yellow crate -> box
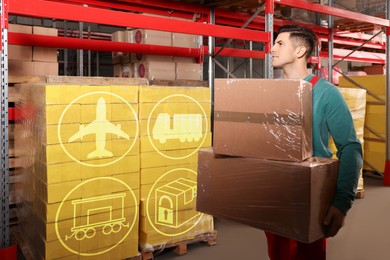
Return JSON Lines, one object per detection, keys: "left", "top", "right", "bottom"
{"left": 140, "top": 149, "right": 199, "bottom": 169}
{"left": 366, "top": 94, "right": 386, "bottom": 103}
{"left": 365, "top": 139, "right": 385, "bottom": 153}
{"left": 42, "top": 136, "right": 139, "bottom": 165}
{"left": 366, "top": 104, "right": 386, "bottom": 115}
{"left": 44, "top": 121, "right": 139, "bottom": 145}
{"left": 41, "top": 104, "right": 81, "bottom": 125}
{"left": 35, "top": 206, "right": 138, "bottom": 242}
{"left": 140, "top": 132, "right": 212, "bottom": 152}
{"left": 139, "top": 117, "right": 211, "bottom": 137}
{"left": 34, "top": 187, "right": 139, "bottom": 224}
{"left": 140, "top": 164, "right": 198, "bottom": 186}
{"left": 36, "top": 172, "right": 140, "bottom": 204}
{"left": 43, "top": 142, "right": 81, "bottom": 164}
{"left": 139, "top": 214, "right": 213, "bottom": 246}
{"left": 111, "top": 85, "right": 139, "bottom": 104}
{"left": 139, "top": 102, "right": 211, "bottom": 120}
{"left": 139, "top": 197, "right": 196, "bottom": 217}
{"left": 41, "top": 85, "right": 82, "bottom": 105}
{"left": 79, "top": 104, "right": 138, "bottom": 126}
{"left": 365, "top": 114, "right": 386, "bottom": 134}
{"left": 364, "top": 131, "right": 385, "bottom": 140}
{"left": 339, "top": 75, "right": 385, "bottom": 95}
{"left": 38, "top": 154, "right": 140, "bottom": 185}
{"left": 139, "top": 86, "right": 210, "bottom": 103}
{"left": 34, "top": 232, "right": 138, "bottom": 260}
{"left": 363, "top": 150, "right": 386, "bottom": 172}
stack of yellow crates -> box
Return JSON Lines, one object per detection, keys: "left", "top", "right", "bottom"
{"left": 339, "top": 75, "right": 386, "bottom": 173}
{"left": 15, "top": 82, "right": 141, "bottom": 259}
{"left": 329, "top": 87, "right": 366, "bottom": 193}
{"left": 138, "top": 86, "right": 214, "bottom": 247}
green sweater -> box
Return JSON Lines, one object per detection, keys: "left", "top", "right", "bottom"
{"left": 305, "top": 74, "right": 363, "bottom": 214}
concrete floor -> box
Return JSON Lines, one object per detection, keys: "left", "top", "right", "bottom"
{"left": 157, "top": 177, "right": 390, "bottom": 260}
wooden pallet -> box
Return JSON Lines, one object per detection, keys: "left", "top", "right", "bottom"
{"left": 141, "top": 230, "right": 217, "bottom": 260}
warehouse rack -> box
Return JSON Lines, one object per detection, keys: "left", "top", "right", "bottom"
{"left": 1, "top": 0, "right": 390, "bottom": 251}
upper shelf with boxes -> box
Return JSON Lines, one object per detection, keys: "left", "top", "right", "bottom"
{"left": 112, "top": 28, "right": 203, "bottom": 82}
{"left": 8, "top": 24, "right": 59, "bottom": 77}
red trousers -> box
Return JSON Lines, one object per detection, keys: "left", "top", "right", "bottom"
{"left": 265, "top": 232, "right": 327, "bottom": 260}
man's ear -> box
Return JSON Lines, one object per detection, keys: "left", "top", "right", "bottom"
{"left": 296, "top": 46, "right": 307, "bottom": 59}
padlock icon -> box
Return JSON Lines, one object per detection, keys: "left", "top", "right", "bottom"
{"left": 157, "top": 195, "right": 174, "bottom": 225}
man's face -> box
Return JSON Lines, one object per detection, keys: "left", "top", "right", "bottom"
{"left": 271, "top": 32, "right": 299, "bottom": 69}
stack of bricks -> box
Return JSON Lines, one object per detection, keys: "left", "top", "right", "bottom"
{"left": 112, "top": 28, "right": 203, "bottom": 81}
{"left": 339, "top": 75, "right": 386, "bottom": 174}
{"left": 138, "top": 85, "right": 214, "bottom": 247}
{"left": 9, "top": 24, "right": 58, "bottom": 76}
{"left": 15, "top": 81, "right": 141, "bottom": 259}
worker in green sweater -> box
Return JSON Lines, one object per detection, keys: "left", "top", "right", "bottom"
{"left": 266, "top": 24, "right": 363, "bottom": 259}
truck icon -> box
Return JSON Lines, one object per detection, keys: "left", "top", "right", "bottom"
{"left": 65, "top": 193, "right": 129, "bottom": 241}
{"left": 152, "top": 113, "right": 203, "bottom": 144}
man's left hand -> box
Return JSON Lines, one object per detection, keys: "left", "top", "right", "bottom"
{"left": 323, "top": 205, "right": 346, "bottom": 237}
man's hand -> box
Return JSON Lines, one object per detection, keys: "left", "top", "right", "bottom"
{"left": 323, "top": 205, "right": 346, "bottom": 237}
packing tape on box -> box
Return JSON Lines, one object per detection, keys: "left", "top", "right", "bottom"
{"left": 214, "top": 111, "right": 302, "bottom": 126}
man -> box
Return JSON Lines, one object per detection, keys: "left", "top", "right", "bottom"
{"left": 267, "top": 24, "right": 363, "bottom": 259}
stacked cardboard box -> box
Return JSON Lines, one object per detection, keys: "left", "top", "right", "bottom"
{"left": 339, "top": 75, "right": 386, "bottom": 173}
{"left": 112, "top": 28, "right": 202, "bottom": 81}
{"left": 213, "top": 79, "right": 313, "bottom": 162}
{"left": 9, "top": 24, "right": 58, "bottom": 76}
{"left": 15, "top": 82, "right": 140, "bottom": 259}
{"left": 198, "top": 79, "right": 340, "bottom": 243}
{"left": 329, "top": 87, "right": 366, "bottom": 192}
{"left": 138, "top": 86, "right": 213, "bottom": 246}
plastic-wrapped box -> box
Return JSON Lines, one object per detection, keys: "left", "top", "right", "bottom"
{"left": 197, "top": 148, "right": 338, "bottom": 243}
{"left": 213, "top": 79, "right": 312, "bottom": 162}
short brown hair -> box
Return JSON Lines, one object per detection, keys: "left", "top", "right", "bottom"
{"left": 276, "top": 24, "right": 318, "bottom": 60}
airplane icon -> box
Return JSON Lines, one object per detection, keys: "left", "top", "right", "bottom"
{"left": 68, "top": 97, "right": 130, "bottom": 159}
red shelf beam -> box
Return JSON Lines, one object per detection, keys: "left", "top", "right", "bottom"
{"left": 321, "top": 49, "right": 386, "bottom": 64}
{"left": 9, "top": 32, "right": 265, "bottom": 60}
{"left": 275, "top": 0, "right": 390, "bottom": 27}
{"left": 9, "top": 0, "right": 270, "bottom": 43}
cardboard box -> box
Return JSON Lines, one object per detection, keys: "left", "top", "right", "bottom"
{"left": 173, "top": 56, "right": 197, "bottom": 63}
{"left": 9, "top": 45, "right": 32, "bottom": 61}
{"left": 33, "top": 47, "right": 57, "bottom": 62}
{"left": 32, "top": 26, "right": 58, "bottom": 36}
{"left": 134, "top": 61, "right": 175, "bottom": 80}
{"left": 9, "top": 60, "right": 34, "bottom": 76}
{"left": 132, "top": 54, "right": 173, "bottom": 63}
{"left": 175, "top": 62, "right": 202, "bottom": 81}
{"left": 172, "top": 33, "right": 199, "bottom": 48}
{"left": 33, "top": 61, "right": 58, "bottom": 76}
{"left": 197, "top": 148, "right": 338, "bottom": 243}
{"left": 112, "top": 31, "right": 124, "bottom": 57}
{"left": 363, "top": 65, "right": 385, "bottom": 75}
{"left": 133, "top": 29, "right": 172, "bottom": 46}
{"left": 213, "top": 79, "right": 312, "bottom": 162}
{"left": 9, "top": 24, "right": 32, "bottom": 34}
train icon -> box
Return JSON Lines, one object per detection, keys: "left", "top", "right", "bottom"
{"left": 65, "top": 193, "right": 129, "bottom": 241}
{"left": 152, "top": 113, "right": 203, "bottom": 144}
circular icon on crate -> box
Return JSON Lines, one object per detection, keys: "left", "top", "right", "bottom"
{"left": 147, "top": 94, "right": 208, "bottom": 160}
{"left": 146, "top": 168, "right": 203, "bottom": 236}
{"left": 58, "top": 91, "right": 138, "bottom": 167}
{"left": 55, "top": 177, "right": 138, "bottom": 256}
